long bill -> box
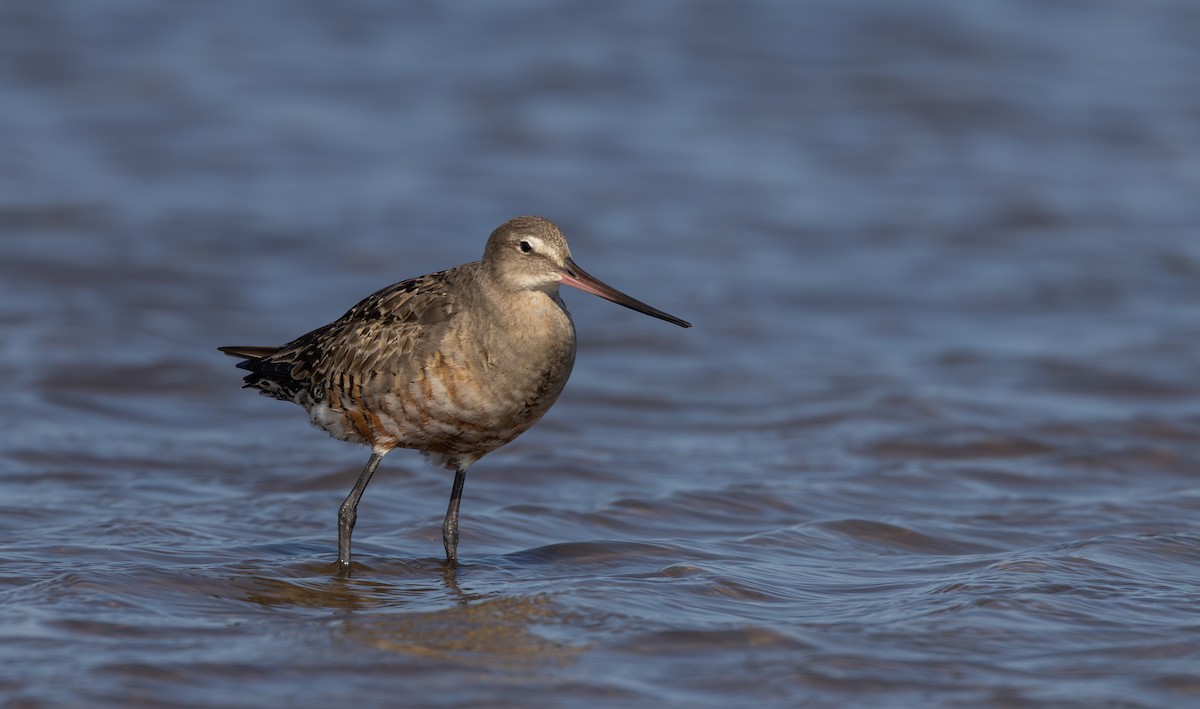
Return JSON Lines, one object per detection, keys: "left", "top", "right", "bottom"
{"left": 559, "top": 258, "right": 692, "bottom": 328}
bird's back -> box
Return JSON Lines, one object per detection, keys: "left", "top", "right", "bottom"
{"left": 220, "top": 260, "right": 577, "bottom": 469}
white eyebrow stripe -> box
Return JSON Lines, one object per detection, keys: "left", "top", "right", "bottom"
{"left": 521, "top": 235, "right": 547, "bottom": 251}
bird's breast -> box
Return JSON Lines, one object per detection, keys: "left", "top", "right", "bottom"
{"left": 332, "top": 290, "right": 577, "bottom": 456}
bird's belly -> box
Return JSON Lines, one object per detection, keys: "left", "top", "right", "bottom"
{"left": 399, "top": 355, "right": 571, "bottom": 453}
{"left": 307, "top": 352, "right": 572, "bottom": 457}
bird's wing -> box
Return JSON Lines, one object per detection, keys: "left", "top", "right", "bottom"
{"left": 222, "top": 266, "right": 470, "bottom": 403}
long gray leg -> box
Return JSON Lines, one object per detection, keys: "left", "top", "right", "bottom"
{"left": 442, "top": 466, "right": 468, "bottom": 564}
{"left": 337, "top": 451, "right": 384, "bottom": 576}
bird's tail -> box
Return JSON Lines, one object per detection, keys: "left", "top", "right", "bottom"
{"left": 218, "top": 345, "right": 279, "bottom": 360}
{"left": 218, "top": 344, "right": 294, "bottom": 375}
{"left": 218, "top": 345, "right": 303, "bottom": 400}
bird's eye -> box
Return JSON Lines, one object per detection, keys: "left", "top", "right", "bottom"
{"left": 519, "top": 240, "right": 532, "bottom": 253}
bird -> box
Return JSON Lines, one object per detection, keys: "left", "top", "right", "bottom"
{"left": 219, "top": 215, "right": 690, "bottom": 575}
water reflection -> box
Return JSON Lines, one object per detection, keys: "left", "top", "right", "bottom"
{"left": 349, "top": 594, "right": 586, "bottom": 667}
{"left": 234, "top": 558, "right": 462, "bottom": 610}
{"left": 235, "top": 560, "right": 585, "bottom": 666}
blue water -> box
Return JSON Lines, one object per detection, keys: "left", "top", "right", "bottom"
{"left": 3, "top": 1, "right": 1200, "bottom": 706}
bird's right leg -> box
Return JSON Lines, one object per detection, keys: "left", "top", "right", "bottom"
{"left": 337, "top": 451, "right": 385, "bottom": 576}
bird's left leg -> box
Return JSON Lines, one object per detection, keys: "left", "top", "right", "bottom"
{"left": 441, "top": 465, "right": 469, "bottom": 565}
{"left": 337, "top": 450, "right": 385, "bottom": 576}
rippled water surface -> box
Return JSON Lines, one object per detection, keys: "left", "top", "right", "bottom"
{"left": 4, "top": 2, "right": 1200, "bottom": 707}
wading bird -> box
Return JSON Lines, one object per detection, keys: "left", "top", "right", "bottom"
{"left": 219, "top": 216, "right": 690, "bottom": 574}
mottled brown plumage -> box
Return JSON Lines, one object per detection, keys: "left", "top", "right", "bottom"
{"left": 219, "top": 215, "right": 690, "bottom": 574}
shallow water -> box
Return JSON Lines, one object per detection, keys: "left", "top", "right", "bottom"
{"left": 3, "top": 1, "right": 1200, "bottom": 706}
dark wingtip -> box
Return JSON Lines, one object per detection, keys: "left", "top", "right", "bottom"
{"left": 218, "top": 345, "right": 278, "bottom": 359}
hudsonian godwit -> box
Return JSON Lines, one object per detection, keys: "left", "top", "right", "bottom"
{"left": 220, "top": 215, "right": 690, "bottom": 574}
